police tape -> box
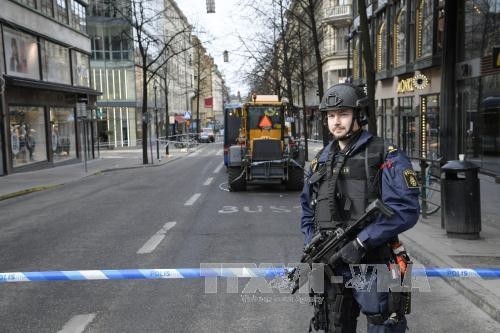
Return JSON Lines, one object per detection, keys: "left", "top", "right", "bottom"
{"left": 0, "top": 267, "right": 499, "bottom": 283}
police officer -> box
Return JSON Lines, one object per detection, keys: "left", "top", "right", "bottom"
{"left": 300, "top": 83, "right": 420, "bottom": 332}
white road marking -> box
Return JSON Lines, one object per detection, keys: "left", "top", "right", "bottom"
{"left": 137, "top": 222, "right": 177, "bottom": 254}
{"left": 217, "top": 149, "right": 223, "bottom": 155}
{"left": 203, "top": 177, "right": 214, "bottom": 186}
{"left": 184, "top": 193, "right": 201, "bottom": 206}
{"left": 213, "top": 163, "right": 224, "bottom": 174}
{"left": 57, "top": 314, "right": 96, "bottom": 333}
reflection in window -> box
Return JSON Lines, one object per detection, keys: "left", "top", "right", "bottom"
{"left": 42, "top": 40, "right": 71, "bottom": 84}
{"left": 41, "top": 0, "right": 54, "bottom": 16}
{"left": 50, "top": 108, "right": 76, "bottom": 162}
{"left": 56, "top": 0, "right": 68, "bottom": 24}
{"left": 248, "top": 107, "right": 283, "bottom": 130}
{"left": 377, "top": 21, "right": 387, "bottom": 71}
{"left": 460, "top": 1, "right": 497, "bottom": 61}
{"left": 394, "top": 8, "right": 406, "bottom": 67}
{"left": 9, "top": 107, "right": 47, "bottom": 167}
{"left": 70, "top": 0, "right": 87, "bottom": 33}
{"left": 72, "top": 51, "right": 90, "bottom": 87}
{"left": 416, "top": 0, "right": 433, "bottom": 59}
{"left": 16, "top": 0, "right": 36, "bottom": 8}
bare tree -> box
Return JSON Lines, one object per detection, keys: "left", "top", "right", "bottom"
{"left": 110, "top": 0, "right": 194, "bottom": 164}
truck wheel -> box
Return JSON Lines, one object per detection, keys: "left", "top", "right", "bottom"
{"left": 285, "top": 166, "right": 304, "bottom": 191}
{"left": 228, "top": 167, "right": 246, "bottom": 191}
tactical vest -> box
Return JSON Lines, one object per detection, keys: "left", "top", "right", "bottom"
{"left": 311, "top": 137, "right": 386, "bottom": 232}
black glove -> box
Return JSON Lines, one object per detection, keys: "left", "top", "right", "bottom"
{"left": 329, "top": 239, "right": 367, "bottom": 265}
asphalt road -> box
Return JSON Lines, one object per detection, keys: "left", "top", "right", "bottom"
{"left": 0, "top": 143, "right": 498, "bottom": 332}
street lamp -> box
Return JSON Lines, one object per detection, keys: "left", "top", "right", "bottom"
{"left": 154, "top": 81, "right": 159, "bottom": 161}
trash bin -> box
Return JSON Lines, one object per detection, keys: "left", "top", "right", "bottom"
{"left": 441, "top": 160, "right": 481, "bottom": 239}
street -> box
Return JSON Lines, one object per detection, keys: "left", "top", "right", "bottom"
{"left": 0, "top": 143, "right": 499, "bottom": 332}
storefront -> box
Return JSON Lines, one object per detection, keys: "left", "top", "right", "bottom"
{"left": 1, "top": 23, "right": 98, "bottom": 175}
{"left": 375, "top": 67, "right": 442, "bottom": 161}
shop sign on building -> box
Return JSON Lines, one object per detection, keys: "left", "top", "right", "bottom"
{"left": 397, "top": 78, "right": 414, "bottom": 94}
{"left": 76, "top": 102, "right": 88, "bottom": 118}
{"left": 456, "top": 58, "right": 481, "bottom": 80}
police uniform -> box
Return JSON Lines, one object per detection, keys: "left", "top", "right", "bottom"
{"left": 300, "top": 129, "right": 420, "bottom": 333}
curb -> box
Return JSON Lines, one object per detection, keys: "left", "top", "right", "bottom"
{"left": 400, "top": 233, "right": 500, "bottom": 323}
{"left": 0, "top": 184, "right": 62, "bottom": 202}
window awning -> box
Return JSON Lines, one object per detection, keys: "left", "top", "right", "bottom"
{"left": 5, "top": 75, "right": 101, "bottom": 96}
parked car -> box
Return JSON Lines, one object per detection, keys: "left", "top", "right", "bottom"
{"left": 201, "top": 128, "right": 215, "bottom": 142}
{"left": 199, "top": 131, "right": 210, "bottom": 143}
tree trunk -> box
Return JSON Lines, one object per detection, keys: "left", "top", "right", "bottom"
{"left": 358, "top": 0, "right": 377, "bottom": 135}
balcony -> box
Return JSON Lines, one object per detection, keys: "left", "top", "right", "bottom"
{"left": 323, "top": 5, "right": 352, "bottom": 24}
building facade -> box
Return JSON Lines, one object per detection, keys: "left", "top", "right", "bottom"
{"left": 0, "top": 0, "right": 98, "bottom": 176}
{"left": 88, "top": 0, "right": 137, "bottom": 148}
{"left": 351, "top": 0, "right": 500, "bottom": 175}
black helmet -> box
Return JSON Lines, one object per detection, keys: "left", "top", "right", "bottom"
{"left": 319, "top": 83, "right": 369, "bottom": 126}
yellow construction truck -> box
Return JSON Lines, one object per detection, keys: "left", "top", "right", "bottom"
{"left": 226, "top": 94, "right": 305, "bottom": 191}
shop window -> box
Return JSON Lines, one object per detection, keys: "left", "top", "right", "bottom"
{"left": 72, "top": 51, "right": 90, "bottom": 87}
{"left": 399, "top": 97, "right": 418, "bottom": 158}
{"left": 394, "top": 7, "right": 407, "bottom": 67}
{"left": 416, "top": 0, "right": 433, "bottom": 59}
{"left": 381, "top": 99, "right": 395, "bottom": 142}
{"left": 9, "top": 107, "right": 47, "bottom": 167}
{"left": 50, "top": 108, "right": 76, "bottom": 162}
{"left": 41, "top": 40, "right": 71, "bottom": 84}
{"left": 3, "top": 27, "right": 40, "bottom": 80}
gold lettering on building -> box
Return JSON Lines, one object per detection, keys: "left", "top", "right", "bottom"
{"left": 397, "top": 78, "right": 414, "bottom": 94}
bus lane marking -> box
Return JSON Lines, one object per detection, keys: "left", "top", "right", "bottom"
{"left": 137, "top": 222, "right": 177, "bottom": 254}
{"left": 57, "top": 314, "right": 96, "bottom": 333}
{"left": 184, "top": 193, "right": 201, "bottom": 206}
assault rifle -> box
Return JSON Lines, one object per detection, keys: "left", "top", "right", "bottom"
{"left": 289, "top": 199, "right": 395, "bottom": 294}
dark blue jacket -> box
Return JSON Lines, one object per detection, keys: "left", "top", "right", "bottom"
{"left": 300, "top": 130, "right": 420, "bottom": 247}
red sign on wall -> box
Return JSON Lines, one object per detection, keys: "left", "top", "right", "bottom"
{"left": 204, "top": 97, "right": 213, "bottom": 108}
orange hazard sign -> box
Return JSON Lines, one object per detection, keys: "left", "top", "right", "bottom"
{"left": 258, "top": 115, "right": 273, "bottom": 128}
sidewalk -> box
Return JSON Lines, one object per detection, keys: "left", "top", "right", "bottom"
{"left": 0, "top": 146, "right": 193, "bottom": 200}
{"left": 400, "top": 173, "right": 500, "bottom": 323}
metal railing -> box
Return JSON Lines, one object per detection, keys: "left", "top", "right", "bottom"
{"left": 411, "top": 157, "right": 442, "bottom": 218}
{"left": 323, "top": 5, "right": 352, "bottom": 21}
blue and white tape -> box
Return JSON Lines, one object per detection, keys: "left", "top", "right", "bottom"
{"left": 0, "top": 268, "right": 499, "bottom": 283}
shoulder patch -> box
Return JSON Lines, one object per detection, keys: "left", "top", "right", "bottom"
{"left": 311, "top": 158, "right": 318, "bottom": 172}
{"left": 403, "top": 169, "right": 419, "bottom": 189}
{"left": 387, "top": 145, "right": 398, "bottom": 154}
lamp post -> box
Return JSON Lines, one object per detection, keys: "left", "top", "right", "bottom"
{"left": 345, "top": 25, "right": 357, "bottom": 82}
{"left": 154, "top": 81, "right": 159, "bottom": 161}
